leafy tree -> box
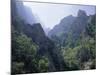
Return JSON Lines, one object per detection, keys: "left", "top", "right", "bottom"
{"left": 12, "top": 62, "right": 24, "bottom": 74}
{"left": 38, "top": 56, "right": 49, "bottom": 72}
{"left": 63, "top": 47, "right": 80, "bottom": 70}
{"left": 12, "top": 33, "right": 39, "bottom": 73}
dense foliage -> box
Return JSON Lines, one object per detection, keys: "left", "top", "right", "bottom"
{"left": 53, "top": 14, "right": 96, "bottom": 70}
{"left": 11, "top": 0, "right": 96, "bottom": 74}
{"left": 11, "top": 17, "right": 50, "bottom": 74}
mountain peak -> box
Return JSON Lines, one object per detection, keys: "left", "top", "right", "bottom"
{"left": 78, "top": 10, "right": 87, "bottom": 17}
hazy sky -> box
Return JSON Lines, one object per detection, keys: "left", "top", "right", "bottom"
{"left": 23, "top": 2, "right": 96, "bottom": 29}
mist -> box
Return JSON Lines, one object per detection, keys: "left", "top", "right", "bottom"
{"left": 23, "top": 2, "right": 95, "bottom": 29}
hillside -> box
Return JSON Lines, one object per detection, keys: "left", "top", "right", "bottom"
{"left": 11, "top": 0, "right": 96, "bottom": 74}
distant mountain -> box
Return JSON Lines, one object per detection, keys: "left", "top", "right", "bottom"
{"left": 48, "top": 15, "right": 75, "bottom": 37}
{"left": 48, "top": 10, "right": 89, "bottom": 45}
{"left": 77, "top": 10, "right": 87, "bottom": 18}
{"left": 12, "top": 0, "right": 39, "bottom": 24}
{"left": 70, "top": 10, "right": 88, "bottom": 39}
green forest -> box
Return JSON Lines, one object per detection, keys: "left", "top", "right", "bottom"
{"left": 11, "top": 0, "right": 96, "bottom": 74}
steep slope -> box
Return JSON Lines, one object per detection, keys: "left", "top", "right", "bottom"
{"left": 12, "top": 18, "right": 67, "bottom": 71}
{"left": 11, "top": 0, "right": 67, "bottom": 73}
{"left": 48, "top": 15, "right": 75, "bottom": 37}
{"left": 48, "top": 10, "right": 89, "bottom": 45}
{"left": 15, "top": 0, "right": 38, "bottom": 24}
{"left": 48, "top": 9, "right": 96, "bottom": 70}
{"left": 71, "top": 10, "right": 88, "bottom": 38}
